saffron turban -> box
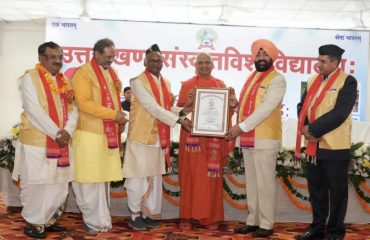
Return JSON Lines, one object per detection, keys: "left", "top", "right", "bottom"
{"left": 251, "top": 39, "right": 279, "bottom": 61}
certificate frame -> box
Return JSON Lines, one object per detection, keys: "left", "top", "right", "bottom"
{"left": 191, "top": 87, "right": 229, "bottom": 137}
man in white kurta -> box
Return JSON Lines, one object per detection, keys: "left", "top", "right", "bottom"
{"left": 12, "top": 42, "right": 78, "bottom": 239}
{"left": 226, "top": 39, "right": 286, "bottom": 238}
{"left": 123, "top": 44, "right": 191, "bottom": 231}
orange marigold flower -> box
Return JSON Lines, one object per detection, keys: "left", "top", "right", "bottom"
{"left": 36, "top": 63, "right": 68, "bottom": 94}
{"left": 114, "top": 80, "right": 122, "bottom": 91}
{"left": 67, "top": 90, "right": 75, "bottom": 104}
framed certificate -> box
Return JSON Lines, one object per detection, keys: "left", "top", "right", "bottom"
{"left": 191, "top": 87, "right": 229, "bottom": 137}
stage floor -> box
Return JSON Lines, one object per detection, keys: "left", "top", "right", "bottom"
{"left": 1, "top": 198, "right": 369, "bottom": 239}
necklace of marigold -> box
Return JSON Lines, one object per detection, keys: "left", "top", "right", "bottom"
{"left": 36, "top": 63, "right": 68, "bottom": 94}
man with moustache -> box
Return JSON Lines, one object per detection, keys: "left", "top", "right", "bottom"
{"left": 71, "top": 38, "right": 127, "bottom": 233}
{"left": 295, "top": 45, "right": 357, "bottom": 240}
{"left": 12, "top": 41, "right": 78, "bottom": 238}
{"left": 226, "top": 39, "right": 286, "bottom": 238}
{"left": 177, "top": 52, "right": 237, "bottom": 230}
{"left": 123, "top": 44, "right": 192, "bottom": 231}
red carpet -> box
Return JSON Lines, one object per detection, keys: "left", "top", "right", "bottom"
{"left": 1, "top": 200, "right": 369, "bottom": 239}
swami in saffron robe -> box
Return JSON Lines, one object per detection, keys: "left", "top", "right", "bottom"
{"left": 177, "top": 76, "right": 232, "bottom": 225}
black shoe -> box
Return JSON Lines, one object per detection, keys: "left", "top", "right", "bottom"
{"left": 45, "top": 224, "right": 67, "bottom": 232}
{"left": 252, "top": 228, "right": 273, "bottom": 238}
{"left": 233, "top": 225, "right": 259, "bottom": 234}
{"left": 83, "top": 224, "right": 99, "bottom": 234}
{"left": 295, "top": 229, "right": 325, "bottom": 240}
{"left": 6, "top": 206, "right": 22, "bottom": 213}
{"left": 327, "top": 236, "right": 343, "bottom": 240}
{"left": 24, "top": 226, "right": 47, "bottom": 239}
{"left": 129, "top": 217, "right": 147, "bottom": 230}
{"left": 141, "top": 216, "right": 160, "bottom": 228}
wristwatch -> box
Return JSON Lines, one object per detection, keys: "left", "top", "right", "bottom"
{"left": 177, "top": 116, "right": 186, "bottom": 123}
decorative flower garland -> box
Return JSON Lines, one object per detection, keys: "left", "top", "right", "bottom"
{"left": 2, "top": 130, "right": 370, "bottom": 211}
{"left": 226, "top": 173, "right": 246, "bottom": 188}
{"left": 110, "top": 191, "right": 127, "bottom": 198}
{"left": 279, "top": 177, "right": 312, "bottom": 211}
{"left": 36, "top": 64, "right": 68, "bottom": 94}
{"left": 223, "top": 191, "right": 247, "bottom": 210}
{"left": 222, "top": 178, "right": 246, "bottom": 201}
{"left": 349, "top": 175, "right": 370, "bottom": 213}
{"left": 162, "top": 172, "right": 181, "bottom": 205}
{"left": 280, "top": 175, "right": 310, "bottom": 202}
{"left": 360, "top": 181, "right": 370, "bottom": 193}
{"left": 162, "top": 184, "right": 180, "bottom": 198}
{"left": 354, "top": 191, "right": 370, "bottom": 213}
{"left": 163, "top": 191, "right": 180, "bottom": 206}
{"left": 163, "top": 175, "right": 180, "bottom": 186}
{"left": 287, "top": 176, "right": 308, "bottom": 189}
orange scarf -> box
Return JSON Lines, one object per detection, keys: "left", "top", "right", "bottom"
{"left": 295, "top": 68, "right": 341, "bottom": 163}
{"left": 37, "top": 64, "right": 69, "bottom": 167}
{"left": 181, "top": 76, "right": 229, "bottom": 177}
{"left": 239, "top": 67, "right": 275, "bottom": 148}
{"left": 91, "top": 58, "right": 122, "bottom": 149}
{"left": 144, "top": 69, "right": 171, "bottom": 167}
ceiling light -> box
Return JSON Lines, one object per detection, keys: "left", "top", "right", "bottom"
{"left": 80, "top": 11, "right": 91, "bottom": 22}
{"left": 79, "top": 0, "right": 91, "bottom": 22}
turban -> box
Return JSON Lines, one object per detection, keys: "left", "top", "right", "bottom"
{"left": 251, "top": 39, "right": 279, "bottom": 61}
{"left": 146, "top": 44, "right": 161, "bottom": 55}
{"left": 319, "top": 44, "right": 345, "bottom": 58}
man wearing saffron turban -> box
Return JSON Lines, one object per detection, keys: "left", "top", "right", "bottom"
{"left": 295, "top": 45, "right": 357, "bottom": 240}
{"left": 226, "top": 39, "right": 286, "bottom": 238}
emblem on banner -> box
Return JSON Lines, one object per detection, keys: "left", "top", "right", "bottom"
{"left": 196, "top": 28, "right": 217, "bottom": 50}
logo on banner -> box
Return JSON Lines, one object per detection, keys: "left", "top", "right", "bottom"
{"left": 196, "top": 28, "right": 217, "bottom": 50}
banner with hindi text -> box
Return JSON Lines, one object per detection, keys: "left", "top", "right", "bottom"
{"left": 46, "top": 18, "right": 369, "bottom": 120}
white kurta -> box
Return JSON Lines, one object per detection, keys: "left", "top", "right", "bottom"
{"left": 123, "top": 73, "right": 181, "bottom": 219}
{"left": 12, "top": 72, "right": 78, "bottom": 225}
{"left": 12, "top": 73, "right": 78, "bottom": 184}
{"left": 123, "top": 73, "right": 181, "bottom": 178}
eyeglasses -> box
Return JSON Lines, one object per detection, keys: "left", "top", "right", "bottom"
{"left": 147, "top": 59, "right": 163, "bottom": 64}
{"left": 41, "top": 55, "right": 64, "bottom": 61}
{"left": 104, "top": 55, "right": 116, "bottom": 61}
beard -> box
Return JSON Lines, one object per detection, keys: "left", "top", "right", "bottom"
{"left": 254, "top": 59, "right": 273, "bottom": 72}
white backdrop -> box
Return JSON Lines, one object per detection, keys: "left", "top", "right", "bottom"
{"left": 46, "top": 18, "right": 369, "bottom": 120}
{"left": 1, "top": 20, "right": 370, "bottom": 137}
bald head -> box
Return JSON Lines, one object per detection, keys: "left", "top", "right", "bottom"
{"left": 195, "top": 52, "right": 213, "bottom": 77}
{"left": 196, "top": 52, "right": 212, "bottom": 61}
